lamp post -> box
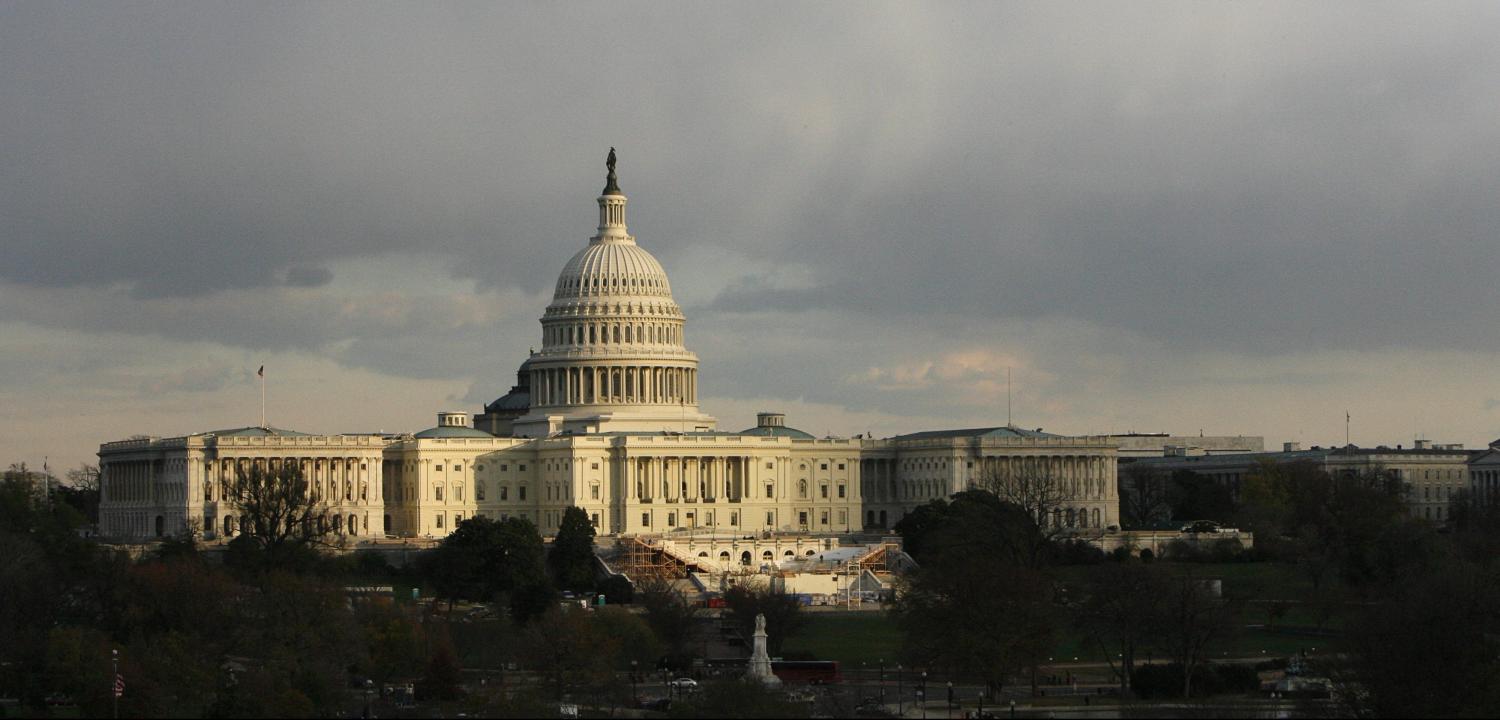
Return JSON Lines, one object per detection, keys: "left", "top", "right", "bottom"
{"left": 897, "top": 664, "right": 904, "bottom": 715}
{"left": 920, "top": 671, "right": 928, "bottom": 720}
{"left": 362, "top": 678, "right": 373, "bottom": 719}
{"left": 630, "top": 660, "right": 638, "bottom": 704}
{"left": 978, "top": 689, "right": 985, "bottom": 719}
{"left": 947, "top": 681, "right": 954, "bottom": 716}
{"left": 111, "top": 649, "right": 118, "bottom": 720}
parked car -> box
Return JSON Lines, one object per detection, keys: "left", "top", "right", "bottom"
{"left": 669, "top": 677, "right": 699, "bottom": 690}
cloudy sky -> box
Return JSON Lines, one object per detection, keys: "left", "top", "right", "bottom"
{"left": 4, "top": 2, "right": 1500, "bottom": 471}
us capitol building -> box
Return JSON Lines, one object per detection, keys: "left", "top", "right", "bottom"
{"left": 97, "top": 154, "right": 1119, "bottom": 542}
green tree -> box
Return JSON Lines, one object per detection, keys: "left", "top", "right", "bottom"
{"left": 424, "top": 516, "right": 555, "bottom": 622}
{"left": 1074, "top": 560, "right": 1167, "bottom": 697}
{"left": 636, "top": 576, "right": 702, "bottom": 670}
{"left": 893, "top": 490, "right": 1055, "bottom": 692}
{"left": 548, "top": 506, "right": 598, "bottom": 592}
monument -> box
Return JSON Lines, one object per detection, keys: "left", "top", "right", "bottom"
{"left": 745, "top": 613, "right": 782, "bottom": 687}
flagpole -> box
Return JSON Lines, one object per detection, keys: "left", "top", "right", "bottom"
{"left": 259, "top": 366, "right": 266, "bottom": 429}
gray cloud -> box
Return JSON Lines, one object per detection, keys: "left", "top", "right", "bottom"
{"left": 4, "top": 2, "right": 1500, "bottom": 468}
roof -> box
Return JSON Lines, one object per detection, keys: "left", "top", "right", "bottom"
{"left": 484, "top": 388, "right": 530, "bottom": 413}
{"left": 413, "top": 426, "right": 496, "bottom": 439}
{"left": 1127, "top": 449, "right": 1333, "bottom": 469}
{"left": 892, "top": 426, "right": 1058, "bottom": 442}
{"left": 207, "top": 426, "right": 311, "bottom": 437}
{"left": 739, "top": 425, "right": 816, "bottom": 440}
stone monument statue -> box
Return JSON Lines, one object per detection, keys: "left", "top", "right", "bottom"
{"left": 603, "top": 147, "right": 620, "bottom": 194}
{"left": 745, "top": 613, "right": 782, "bottom": 687}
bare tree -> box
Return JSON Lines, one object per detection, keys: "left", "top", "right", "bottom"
{"left": 1159, "top": 569, "right": 1241, "bottom": 698}
{"left": 976, "top": 468, "right": 1084, "bottom": 534}
{"left": 1119, "top": 464, "right": 1171, "bottom": 529}
{"left": 64, "top": 464, "right": 100, "bottom": 493}
{"left": 228, "top": 463, "right": 332, "bottom": 564}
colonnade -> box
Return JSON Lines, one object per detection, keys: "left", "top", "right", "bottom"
{"left": 543, "top": 319, "right": 681, "bottom": 348}
{"left": 533, "top": 365, "right": 697, "bottom": 407}
{"left": 627, "top": 455, "right": 752, "bottom": 503}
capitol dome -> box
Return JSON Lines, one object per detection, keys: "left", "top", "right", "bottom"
{"left": 553, "top": 241, "right": 673, "bottom": 301}
{"left": 509, "top": 149, "right": 716, "bottom": 437}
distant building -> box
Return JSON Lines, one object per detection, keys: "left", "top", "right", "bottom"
{"left": 1107, "top": 433, "right": 1264, "bottom": 459}
{"left": 1126, "top": 440, "right": 1472, "bottom": 521}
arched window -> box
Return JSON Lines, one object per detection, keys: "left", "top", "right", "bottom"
{"left": 1092, "top": 508, "right": 1101, "bottom": 527}
{"left": 719, "top": 551, "right": 730, "bottom": 562}
{"left": 798, "top": 479, "right": 807, "bottom": 498}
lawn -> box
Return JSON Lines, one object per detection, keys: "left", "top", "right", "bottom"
{"left": 779, "top": 612, "right": 903, "bottom": 667}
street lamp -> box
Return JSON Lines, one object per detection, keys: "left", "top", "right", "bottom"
{"left": 920, "top": 671, "right": 928, "bottom": 720}
{"left": 362, "top": 678, "right": 374, "bottom": 720}
{"left": 630, "top": 660, "right": 638, "bottom": 703}
{"left": 978, "top": 689, "right": 985, "bottom": 719}
{"left": 947, "top": 681, "right": 954, "bottom": 714}
{"left": 897, "top": 664, "right": 904, "bottom": 715}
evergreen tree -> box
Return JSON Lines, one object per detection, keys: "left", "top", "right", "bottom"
{"left": 548, "top": 506, "right": 597, "bottom": 592}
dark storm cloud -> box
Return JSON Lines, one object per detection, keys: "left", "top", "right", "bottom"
{"left": 3, "top": 1, "right": 1499, "bottom": 364}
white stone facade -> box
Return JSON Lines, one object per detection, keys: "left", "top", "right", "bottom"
{"left": 97, "top": 156, "right": 1120, "bottom": 541}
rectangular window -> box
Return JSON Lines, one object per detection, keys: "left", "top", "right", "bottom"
{"left": 435, "top": 486, "right": 444, "bottom": 501}
{"left": 667, "top": 512, "right": 676, "bottom": 526}
{"left": 591, "top": 485, "right": 599, "bottom": 500}
{"left": 591, "top": 514, "right": 600, "bottom": 527}
{"left": 766, "top": 511, "right": 774, "bottom": 526}
{"left": 500, "top": 486, "right": 508, "bottom": 500}
{"left": 765, "top": 485, "right": 774, "bottom": 498}
{"left": 592, "top": 463, "right": 600, "bottom": 470}
{"left": 436, "top": 513, "right": 445, "bottom": 529}
{"left": 839, "top": 510, "right": 847, "bottom": 525}
{"left": 520, "top": 464, "right": 527, "bottom": 471}
{"left": 838, "top": 463, "right": 845, "bottom": 470}
{"left": 820, "top": 485, "right": 828, "bottom": 499}
{"left": 821, "top": 511, "right": 829, "bottom": 525}
{"left": 799, "top": 511, "right": 808, "bottom": 526}
{"left": 642, "top": 512, "right": 651, "bottom": 527}
{"left": 730, "top": 512, "right": 738, "bottom": 525}
{"left": 821, "top": 463, "right": 828, "bottom": 470}
{"left": 436, "top": 465, "right": 444, "bottom": 472}
{"left": 455, "top": 464, "right": 462, "bottom": 472}
{"left": 519, "top": 486, "right": 527, "bottom": 501}
{"left": 705, "top": 512, "right": 713, "bottom": 525}
{"left": 501, "top": 464, "right": 508, "bottom": 472}
{"left": 765, "top": 461, "right": 773, "bottom": 469}
{"left": 838, "top": 485, "right": 846, "bottom": 498}
{"left": 455, "top": 513, "right": 463, "bottom": 525}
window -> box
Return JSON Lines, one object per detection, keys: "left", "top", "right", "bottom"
{"left": 730, "top": 511, "right": 739, "bottom": 525}
{"left": 436, "top": 513, "right": 445, "bottom": 529}
{"left": 667, "top": 512, "right": 676, "bottom": 526}
{"left": 798, "top": 479, "right": 808, "bottom": 497}
{"left": 591, "top": 484, "right": 599, "bottom": 500}
{"left": 820, "top": 485, "right": 828, "bottom": 499}
{"left": 838, "top": 463, "right": 845, "bottom": 470}
{"left": 642, "top": 513, "right": 650, "bottom": 527}
{"left": 519, "top": 486, "right": 527, "bottom": 501}
{"left": 838, "top": 510, "right": 847, "bottom": 525}
{"left": 799, "top": 511, "right": 808, "bottom": 526}
{"left": 592, "top": 462, "right": 600, "bottom": 470}
{"left": 501, "top": 464, "right": 508, "bottom": 472}
{"left": 766, "top": 484, "right": 774, "bottom": 498}
{"left": 476, "top": 483, "right": 486, "bottom": 501}
{"left": 477, "top": 464, "right": 485, "bottom": 472}
{"left": 766, "top": 511, "right": 775, "bottom": 526}
{"left": 821, "top": 511, "right": 829, "bottom": 525}
{"left": 838, "top": 484, "right": 846, "bottom": 498}
{"left": 500, "top": 486, "right": 508, "bottom": 500}
{"left": 455, "top": 513, "right": 463, "bottom": 525}
{"left": 765, "top": 462, "right": 773, "bottom": 469}
{"left": 434, "top": 486, "right": 444, "bottom": 501}
{"left": 455, "top": 464, "right": 463, "bottom": 472}
{"left": 591, "top": 513, "right": 599, "bottom": 527}
{"left": 821, "top": 463, "right": 828, "bottom": 470}
{"left": 361, "top": 463, "right": 367, "bottom": 471}
{"left": 456, "top": 485, "right": 464, "bottom": 501}
{"left": 436, "top": 465, "right": 444, "bottom": 472}
{"left": 520, "top": 464, "right": 527, "bottom": 471}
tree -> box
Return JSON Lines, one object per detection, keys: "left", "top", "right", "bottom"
{"left": 224, "top": 463, "right": 330, "bottom": 570}
{"left": 976, "top": 467, "right": 1083, "bottom": 563}
{"left": 521, "top": 607, "right": 619, "bottom": 701}
{"left": 63, "top": 463, "right": 101, "bottom": 523}
{"left": 1074, "top": 561, "right": 1167, "bottom": 697}
{"left": 892, "top": 490, "right": 1056, "bottom": 693}
{"left": 548, "top": 506, "right": 598, "bottom": 592}
{"left": 1166, "top": 470, "right": 1235, "bottom": 523}
{"left": 1119, "top": 465, "right": 1172, "bottom": 529}
{"left": 636, "top": 576, "right": 702, "bottom": 670}
{"left": 423, "top": 516, "right": 555, "bottom": 622}
{"left": 1157, "top": 568, "right": 1240, "bottom": 698}
{"left": 721, "top": 584, "right": 807, "bottom": 657}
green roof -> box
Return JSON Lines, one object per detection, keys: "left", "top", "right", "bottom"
{"left": 892, "top": 426, "right": 1058, "bottom": 442}
{"left": 414, "top": 426, "right": 496, "bottom": 439}
{"left": 209, "top": 426, "right": 311, "bottom": 437}
{"left": 738, "top": 425, "right": 816, "bottom": 440}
